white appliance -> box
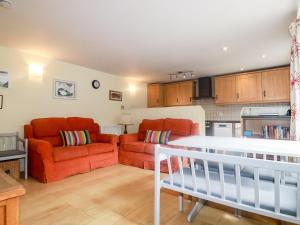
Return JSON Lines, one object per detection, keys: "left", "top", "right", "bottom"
{"left": 213, "top": 122, "right": 233, "bottom": 137}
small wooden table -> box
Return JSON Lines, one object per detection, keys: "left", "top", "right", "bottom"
{"left": 0, "top": 170, "right": 25, "bottom": 225}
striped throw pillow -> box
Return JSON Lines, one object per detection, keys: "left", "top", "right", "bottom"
{"left": 60, "top": 130, "right": 92, "bottom": 146}
{"left": 144, "top": 130, "right": 171, "bottom": 144}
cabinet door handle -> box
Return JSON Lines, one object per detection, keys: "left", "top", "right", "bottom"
{"left": 190, "top": 97, "right": 192, "bottom": 102}
{"left": 237, "top": 93, "right": 239, "bottom": 99}
{"left": 263, "top": 90, "right": 266, "bottom": 97}
{"left": 156, "top": 98, "right": 159, "bottom": 103}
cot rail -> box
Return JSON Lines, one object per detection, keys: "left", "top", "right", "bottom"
{"left": 154, "top": 144, "right": 300, "bottom": 225}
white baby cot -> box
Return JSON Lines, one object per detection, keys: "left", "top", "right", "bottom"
{"left": 154, "top": 136, "right": 300, "bottom": 225}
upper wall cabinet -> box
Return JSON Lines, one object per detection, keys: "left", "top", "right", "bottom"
{"left": 236, "top": 72, "right": 262, "bottom": 103}
{"left": 164, "top": 81, "right": 194, "bottom": 107}
{"left": 261, "top": 68, "right": 290, "bottom": 103}
{"left": 178, "top": 81, "right": 194, "bottom": 105}
{"left": 214, "top": 67, "right": 290, "bottom": 105}
{"left": 215, "top": 75, "right": 236, "bottom": 104}
{"left": 147, "top": 83, "right": 164, "bottom": 107}
{"left": 164, "top": 83, "right": 179, "bottom": 106}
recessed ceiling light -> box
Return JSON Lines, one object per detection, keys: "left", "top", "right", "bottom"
{"left": 261, "top": 54, "right": 267, "bottom": 59}
{"left": 222, "top": 46, "right": 229, "bottom": 52}
{"left": 240, "top": 68, "right": 244, "bottom": 71}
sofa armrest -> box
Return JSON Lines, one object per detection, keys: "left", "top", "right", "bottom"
{"left": 28, "top": 138, "right": 53, "bottom": 162}
{"left": 97, "top": 134, "right": 119, "bottom": 145}
{"left": 119, "top": 133, "right": 139, "bottom": 144}
{"left": 191, "top": 123, "right": 199, "bottom": 135}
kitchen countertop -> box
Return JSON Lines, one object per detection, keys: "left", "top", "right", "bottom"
{"left": 205, "top": 120, "right": 241, "bottom": 123}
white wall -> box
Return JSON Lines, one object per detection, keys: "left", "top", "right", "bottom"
{"left": 0, "top": 46, "right": 147, "bottom": 136}
{"left": 126, "top": 106, "right": 206, "bottom": 135}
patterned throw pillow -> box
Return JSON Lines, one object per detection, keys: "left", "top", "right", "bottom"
{"left": 144, "top": 130, "right": 171, "bottom": 144}
{"left": 60, "top": 130, "right": 92, "bottom": 146}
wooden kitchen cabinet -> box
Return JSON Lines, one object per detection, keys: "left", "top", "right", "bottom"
{"left": 215, "top": 66, "right": 290, "bottom": 105}
{"left": 236, "top": 72, "right": 262, "bottom": 103}
{"left": 147, "top": 83, "right": 164, "bottom": 107}
{"left": 214, "top": 75, "right": 237, "bottom": 104}
{"left": 178, "top": 81, "right": 194, "bottom": 105}
{"left": 164, "top": 83, "right": 179, "bottom": 106}
{"left": 163, "top": 81, "right": 193, "bottom": 106}
{"left": 261, "top": 68, "right": 290, "bottom": 103}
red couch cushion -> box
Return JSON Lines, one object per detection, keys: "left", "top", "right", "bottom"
{"left": 138, "top": 119, "right": 164, "bottom": 141}
{"left": 144, "top": 143, "right": 155, "bottom": 155}
{"left": 67, "top": 117, "right": 99, "bottom": 142}
{"left": 87, "top": 143, "right": 114, "bottom": 155}
{"left": 122, "top": 142, "right": 145, "bottom": 153}
{"left": 163, "top": 118, "right": 193, "bottom": 136}
{"left": 31, "top": 118, "right": 69, "bottom": 138}
{"left": 40, "top": 136, "right": 63, "bottom": 147}
{"left": 67, "top": 117, "right": 94, "bottom": 130}
{"left": 53, "top": 146, "right": 89, "bottom": 162}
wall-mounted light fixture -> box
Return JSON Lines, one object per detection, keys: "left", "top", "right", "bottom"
{"left": 29, "top": 64, "right": 44, "bottom": 76}
{"left": 128, "top": 84, "right": 137, "bottom": 94}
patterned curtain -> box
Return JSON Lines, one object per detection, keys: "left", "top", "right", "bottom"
{"left": 289, "top": 19, "right": 300, "bottom": 141}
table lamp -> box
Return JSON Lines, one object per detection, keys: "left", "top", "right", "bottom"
{"left": 118, "top": 114, "right": 133, "bottom": 134}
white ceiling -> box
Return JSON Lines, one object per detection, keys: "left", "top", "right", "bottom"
{"left": 0, "top": 0, "right": 298, "bottom": 82}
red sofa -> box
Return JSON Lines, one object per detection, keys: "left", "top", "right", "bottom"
{"left": 119, "top": 118, "right": 199, "bottom": 172}
{"left": 24, "top": 117, "right": 118, "bottom": 183}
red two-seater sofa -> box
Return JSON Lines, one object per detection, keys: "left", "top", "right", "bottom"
{"left": 24, "top": 117, "right": 118, "bottom": 183}
{"left": 119, "top": 118, "right": 199, "bottom": 172}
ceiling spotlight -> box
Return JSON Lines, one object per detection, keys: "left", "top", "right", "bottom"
{"left": 222, "top": 46, "right": 229, "bottom": 52}
{"left": 261, "top": 54, "right": 267, "bottom": 59}
{"left": 240, "top": 68, "right": 244, "bottom": 71}
{"left": 183, "top": 75, "right": 186, "bottom": 79}
{"left": 0, "top": 0, "right": 15, "bottom": 9}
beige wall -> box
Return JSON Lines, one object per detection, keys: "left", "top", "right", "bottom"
{"left": 0, "top": 46, "right": 147, "bottom": 136}
{"left": 126, "top": 106, "right": 206, "bottom": 135}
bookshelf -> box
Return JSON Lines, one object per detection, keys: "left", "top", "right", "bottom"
{"left": 241, "top": 115, "right": 291, "bottom": 140}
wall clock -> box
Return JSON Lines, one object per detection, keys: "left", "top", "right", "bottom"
{"left": 92, "top": 80, "right": 100, "bottom": 89}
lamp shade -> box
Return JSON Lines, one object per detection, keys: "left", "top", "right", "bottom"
{"left": 119, "top": 114, "right": 132, "bottom": 125}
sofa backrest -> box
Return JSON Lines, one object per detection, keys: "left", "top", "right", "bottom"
{"left": 67, "top": 117, "right": 99, "bottom": 143}
{"left": 138, "top": 118, "right": 199, "bottom": 141}
{"left": 138, "top": 119, "right": 164, "bottom": 141}
{"left": 24, "top": 117, "right": 100, "bottom": 146}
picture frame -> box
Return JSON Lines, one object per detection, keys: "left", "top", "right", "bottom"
{"left": 0, "top": 95, "right": 3, "bottom": 109}
{"left": 53, "top": 79, "right": 76, "bottom": 99}
{"left": 109, "top": 90, "right": 122, "bottom": 101}
{"left": 0, "top": 71, "right": 10, "bottom": 88}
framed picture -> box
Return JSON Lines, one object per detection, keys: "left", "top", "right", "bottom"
{"left": 0, "top": 95, "right": 3, "bottom": 109}
{"left": 109, "top": 90, "right": 122, "bottom": 101}
{"left": 53, "top": 79, "right": 76, "bottom": 99}
{"left": 0, "top": 71, "right": 9, "bottom": 88}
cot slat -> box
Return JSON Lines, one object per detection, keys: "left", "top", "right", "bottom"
{"left": 254, "top": 168, "right": 260, "bottom": 208}
{"left": 190, "top": 158, "right": 197, "bottom": 192}
{"left": 235, "top": 165, "right": 241, "bottom": 204}
{"left": 178, "top": 156, "right": 184, "bottom": 188}
{"left": 274, "top": 170, "right": 281, "bottom": 213}
{"left": 167, "top": 156, "right": 173, "bottom": 186}
{"left": 297, "top": 173, "right": 300, "bottom": 218}
{"left": 219, "top": 162, "right": 225, "bottom": 199}
{"left": 203, "top": 160, "right": 211, "bottom": 195}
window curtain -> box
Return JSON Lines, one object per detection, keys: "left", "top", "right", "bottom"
{"left": 289, "top": 19, "right": 300, "bottom": 140}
